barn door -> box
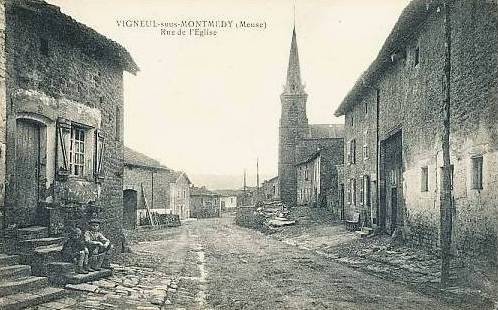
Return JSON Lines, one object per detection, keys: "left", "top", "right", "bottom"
{"left": 15, "top": 119, "right": 41, "bottom": 227}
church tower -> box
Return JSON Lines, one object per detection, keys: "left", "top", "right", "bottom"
{"left": 278, "top": 27, "right": 308, "bottom": 207}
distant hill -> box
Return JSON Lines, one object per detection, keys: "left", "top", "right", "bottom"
{"left": 189, "top": 173, "right": 274, "bottom": 190}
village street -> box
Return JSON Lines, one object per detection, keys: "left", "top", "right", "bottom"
{"left": 32, "top": 215, "right": 465, "bottom": 310}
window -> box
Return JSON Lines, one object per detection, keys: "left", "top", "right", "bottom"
{"left": 364, "top": 100, "right": 368, "bottom": 114}
{"left": 363, "top": 144, "right": 369, "bottom": 160}
{"left": 40, "top": 38, "right": 49, "bottom": 56}
{"left": 305, "top": 167, "right": 309, "bottom": 181}
{"left": 471, "top": 156, "right": 483, "bottom": 190}
{"left": 414, "top": 46, "right": 420, "bottom": 67}
{"left": 350, "top": 139, "right": 356, "bottom": 164}
{"left": 350, "top": 114, "right": 354, "bottom": 127}
{"left": 350, "top": 178, "right": 357, "bottom": 205}
{"left": 421, "top": 167, "right": 429, "bottom": 192}
{"left": 69, "top": 126, "right": 85, "bottom": 176}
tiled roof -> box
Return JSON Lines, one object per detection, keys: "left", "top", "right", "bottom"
{"left": 13, "top": 0, "right": 139, "bottom": 74}
{"left": 124, "top": 146, "right": 165, "bottom": 169}
{"left": 308, "top": 124, "right": 344, "bottom": 139}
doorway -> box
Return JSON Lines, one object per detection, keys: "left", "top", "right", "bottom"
{"left": 380, "top": 130, "right": 403, "bottom": 234}
{"left": 15, "top": 119, "right": 41, "bottom": 227}
{"left": 123, "top": 189, "right": 138, "bottom": 229}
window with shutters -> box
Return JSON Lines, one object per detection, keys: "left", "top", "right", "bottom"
{"left": 350, "top": 139, "right": 356, "bottom": 164}
{"left": 471, "top": 156, "right": 483, "bottom": 190}
{"left": 69, "top": 126, "right": 85, "bottom": 176}
{"left": 56, "top": 117, "right": 104, "bottom": 182}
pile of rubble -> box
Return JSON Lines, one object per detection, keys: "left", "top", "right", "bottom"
{"left": 255, "top": 201, "right": 296, "bottom": 232}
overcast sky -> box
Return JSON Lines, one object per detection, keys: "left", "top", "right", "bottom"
{"left": 47, "top": 0, "right": 409, "bottom": 183}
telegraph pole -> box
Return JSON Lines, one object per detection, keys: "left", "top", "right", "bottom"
{"left": 256, "top": 157, "right": 260, "bottom": 199}
{"left": 440, "top": 0, "right": 453, "bottom": 287}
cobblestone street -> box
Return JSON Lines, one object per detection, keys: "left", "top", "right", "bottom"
{"left": 25, "top": 215, "right": 470, "bottom": 310}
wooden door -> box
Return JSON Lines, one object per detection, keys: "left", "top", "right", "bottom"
{"left": 15, "top": 119, "right": 41, "bottom": 227}
{"left": 123, "top": 189, "right": 138, "bottom": 229}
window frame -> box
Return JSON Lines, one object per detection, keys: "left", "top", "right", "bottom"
{"left": 421, "top": 166, "right": 429, "bottom": 192}
{"left": 69, "top": 125, "right": 86, "bottom": 177}
{"left": 471, "top": 156, "right": 483, "bottom": 190}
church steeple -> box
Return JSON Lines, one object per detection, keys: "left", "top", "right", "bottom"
{"left": 284, "top": 27, "right": 305, "bottom": 94}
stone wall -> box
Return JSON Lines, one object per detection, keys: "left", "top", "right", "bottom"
{"left": 4, "top": 3, "right": 128, "bottom": 246}
{"left": 342, "top": 0, "right": 498, "bottom": 260}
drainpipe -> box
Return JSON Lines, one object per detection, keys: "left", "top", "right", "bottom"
{"left": 376, "top": 88, "right": 381, "bottom": 231}
{"left": 440, "top": 0, "right": 453, "bottom": 287}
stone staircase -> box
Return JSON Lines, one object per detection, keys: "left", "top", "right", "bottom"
{"left": 14, "top": 226, "right": 112, "bottom": 286}
{"left": 356, "top": 226, "right": 374, "bottom": 238}
{"left": 0, "top": 253, "right": 65, "bottom": 309}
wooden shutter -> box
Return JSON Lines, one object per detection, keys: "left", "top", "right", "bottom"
{"left": 346, "top": 141, "right": 351, "bottom": 164}
{"left": 94, "top": 129, "right": 105, "bottom": 182}
{"left": 56, "top": 118, "right": 71, "bottom": 179}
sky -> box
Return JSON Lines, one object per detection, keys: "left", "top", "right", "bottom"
{"left": 47, "top": 0, "right": 410, "bottom": 187}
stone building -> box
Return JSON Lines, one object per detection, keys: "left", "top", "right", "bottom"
{"left": 123, "top": 147, "right": 191, "bottom": 228}
{"left": 261, "top": 176, "right": 279, "bottom": 201}
{"left": 296, "top": 143, "right": 343, "bottom": 212}
{"left": 0, "top": 1, "right": 137, "bottom": 305}
{"left": 334, "top": 0, "right": 498, "bottom": 261}
{"left": 0, "top": 0, "right": 137, "bottom": 243}
{"left": 190, "top": 186, "right": 221, "bottom": 218}
{"left": 278, "top": 28, "right": 344, "bottom": 208}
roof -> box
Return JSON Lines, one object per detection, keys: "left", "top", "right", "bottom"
{"left": 172, "top": 171, "right": 192, "bottom": 185}
{"left": 190, "top": 186, "right": 221, "bottom": 197}
{"left": 334, "top": 0, "right": 438, "bottom": 116}
{"left": 296, "top": 150, "right": 321, "bottom": 166}
{"left": 124, "top": 147, "right": 167, "bottom": 170}
{"left": 263, "top": 176, "right": 278, "bottom": 184}
{"left": 11, "top": 0, "right": 139, "bottom": 74}
{"left": 307, "top": 124, "right": 344, "bottom": 139}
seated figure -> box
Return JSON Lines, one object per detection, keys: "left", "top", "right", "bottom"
{"left": 61, "top": 227, "right": 90, "bottom": 274}
{"left": 84, "top": 217, "right": 113, "bottom": 270}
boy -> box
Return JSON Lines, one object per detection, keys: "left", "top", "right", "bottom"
{"left": 61, "top": 227, "right": 90, "bottom": 274}
{"left": 84, "top": 217, "right": 113, "bottom": 270}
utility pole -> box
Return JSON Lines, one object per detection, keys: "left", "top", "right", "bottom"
{"left": 440, "top": 0, "right": 453, "bottom": 287}
{"left": 243, "top": 169, "right": 247, "bottom": 206}
{"left": 256, "top": 157, "right": 260, "bottom": 199}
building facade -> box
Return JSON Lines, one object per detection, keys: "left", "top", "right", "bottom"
{"left": 296, "top": 143, "right": 344, "bottom": 211}
{"left": 278, "top": 28, "right": 344, "bottom": 208}
{"left": 123, "top": 147, "right": 190, "bottom": 228}
{"left": 190, "top": 186, "right": 221, "bottom": 218}
{"left": 261, "top": 176, "right": 279, "bottom": 201}
{"left": 335, "top": 0, "right": 498, "bottom": 260}
{"left": 1, "top": 0, "right": 137, "bottom": 246}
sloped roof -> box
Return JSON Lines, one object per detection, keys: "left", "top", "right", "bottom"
{"left": 334, "top": 0, "right": 439, "bottom": 116}
{"left": 308, "top": 124, "right": 344, "bottom": 139}
{"left": 124, "top": 147, "right": 166, "bottom": 170}
{"left": 172, "top": 171, "right": 192, "bottom": 185}
{"left": 11, "top": 0, "right": 139, "bottom": 74}
{"left": 296, "top": 150, "right": 321, "bottom": 166}
{"left": 190, "top": 186, "right": 220, "bottom": 197}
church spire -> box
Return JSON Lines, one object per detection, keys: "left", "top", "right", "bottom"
{"left": 284, "top": 27, "right": 304, "bottom": 94}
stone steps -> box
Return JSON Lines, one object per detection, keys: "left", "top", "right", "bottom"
{"left": 0, "top": 253, "right": 65, "bottom": 309}
{"left": 0, "top": 254, "right": 20, "bottom": 267}
{"left": 0, "top": 286, "right": 65, "bottom": 310}
{"left": 20, "top": 237, "right": 64, "bottom": 252}
{"left": 17, "top": 227, "right": 49, "bottom": 241}
{"left": 0, "top": 265, "right": 32, "bottom": 280}
{"left": 0, "top": 276, "right": 48, "bottom": 297}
